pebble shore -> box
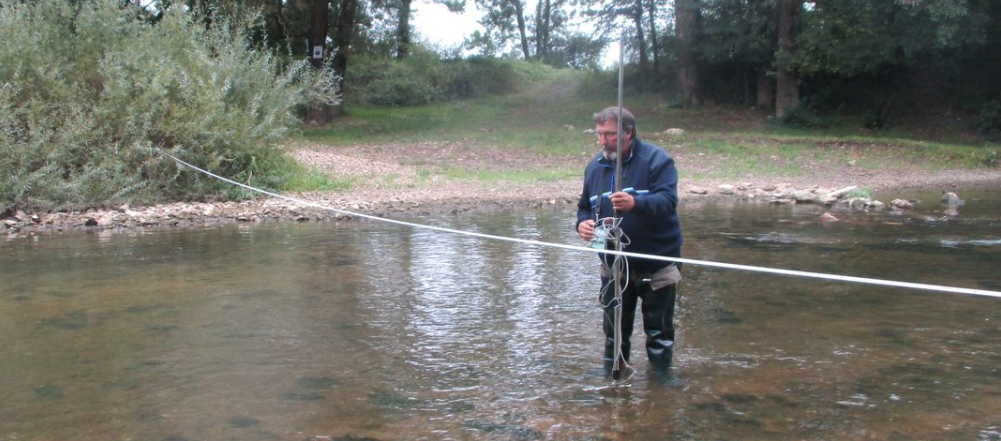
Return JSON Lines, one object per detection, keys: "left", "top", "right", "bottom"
{"left": 4, "top": 144, "right": 1001, "bottom": 237}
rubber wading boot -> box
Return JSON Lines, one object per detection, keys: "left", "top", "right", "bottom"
{"left": 641, "top": 283, "right": 676, "bottom": 368}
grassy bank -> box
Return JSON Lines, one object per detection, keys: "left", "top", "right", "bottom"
{"left": 297, "top": 79, "right": 1000, "bottom": 192}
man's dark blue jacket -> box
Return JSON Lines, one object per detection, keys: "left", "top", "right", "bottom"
{"left": 576, "top": 137, "right": 682, "bottom": 272}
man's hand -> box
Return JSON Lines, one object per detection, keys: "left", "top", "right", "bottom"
{"left": 609, "top": 192, "right": 636, "bottom": 212}
{"left": 578, "top": 219, "right": 596, "bottom": 241}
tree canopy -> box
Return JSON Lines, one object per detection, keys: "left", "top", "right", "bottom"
{"left": 10, "top": 0, "right": 1001, "bottom": 131}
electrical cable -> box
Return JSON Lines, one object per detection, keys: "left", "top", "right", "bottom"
{"left": 163, "top": 153, "right": 1001, "bottom": 300}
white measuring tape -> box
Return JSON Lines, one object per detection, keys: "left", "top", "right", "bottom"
{"left": 168, "top": 154, "right": 1001, "bottom": 299}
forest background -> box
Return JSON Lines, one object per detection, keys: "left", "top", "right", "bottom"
{"left": 1, "top": 0, "right": 999, "bottom": 214}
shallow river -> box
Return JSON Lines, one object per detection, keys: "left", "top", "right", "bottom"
{"left": 1, "top": 188, "right": 1000, "bottom": 440}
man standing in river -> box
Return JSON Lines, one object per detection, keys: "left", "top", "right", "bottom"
{"left": 575, "top": 106, "right": 683, "bottom": 377}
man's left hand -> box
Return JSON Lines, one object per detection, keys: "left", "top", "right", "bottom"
{"left": 609, "top": 192, "right": 636, "bottom": 212}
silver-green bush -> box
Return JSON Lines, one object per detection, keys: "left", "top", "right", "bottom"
{"left": 348, "top": 51, "right": 535, "bottom": 106}
{"left": 0, "top": 0, "right": 338, "bottom": 212}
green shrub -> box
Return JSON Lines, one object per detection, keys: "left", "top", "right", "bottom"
{"left": 349, "top": 54, "right": 439, "bottom": 106}
{"left": 844, "top": 187, "right": 874, "bottom": 199}
{"left": 778, "top": 101, "right": 833, "bottom": 129}
{"left": 445, "top": 57, "right": 521, "bottom": 98}
{"left": 348, "top": 53, "right": 532, "bottom": 106}
{"left": 0, "top": 0, "right": 338, "bottom": 213}
{"left": 982, "top": 149, "right": 999, "bottom": 167}
{"left": 979, "top": 95, "right": 1001, "bottom": 142}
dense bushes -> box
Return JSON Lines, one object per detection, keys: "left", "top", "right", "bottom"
{"left": 0, "top": 0, "right": 338, "bottom": 213}
{"left": 347, "top": 51, "right": 540, "bottom": 106}
{"left": 979, "top": 95, "right": 1001, "bottom": 143}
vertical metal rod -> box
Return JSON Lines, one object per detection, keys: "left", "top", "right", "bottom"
{"left": 615, "top": 34, "right": 625, "bottom": 196}
{"left": 611, "top": 31, "right": 626, "bottom": 380}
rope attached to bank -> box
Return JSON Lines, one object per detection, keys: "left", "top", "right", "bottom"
{"left": 167, "top": 153, "right": 1001, "bottom": 300}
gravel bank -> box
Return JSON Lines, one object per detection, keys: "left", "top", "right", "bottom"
{"left": 4, "top": 141, "right": 1000, "bottom": 236}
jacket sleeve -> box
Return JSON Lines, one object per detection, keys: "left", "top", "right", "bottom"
{"left": 633, "top": 150, "right": 679, "bottom": 217}
{"left": 575, "top": 167, "right": 594, "bottom": 230}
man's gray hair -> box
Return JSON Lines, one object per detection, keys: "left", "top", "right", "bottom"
{"left": 593, "top": 106, "right": 637, "bottom": 137}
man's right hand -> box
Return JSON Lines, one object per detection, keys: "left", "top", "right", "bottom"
{"left": 578, "top": 219, "right": 596, "bottom": 241}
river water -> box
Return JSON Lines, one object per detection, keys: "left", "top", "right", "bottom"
{"left": 1, "top": 188, "right": 999, "bottom": 440}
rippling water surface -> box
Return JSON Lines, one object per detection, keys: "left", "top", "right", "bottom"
{"left": 1, "top": 187, "right": 999, "bottom": 440}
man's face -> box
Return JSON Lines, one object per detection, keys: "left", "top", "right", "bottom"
{"left": 595, "top": 119, "right": 631, "bottom": 160}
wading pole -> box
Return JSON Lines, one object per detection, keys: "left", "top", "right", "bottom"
{"left": 611, "top": 32, "right": 626, "bottom": 380}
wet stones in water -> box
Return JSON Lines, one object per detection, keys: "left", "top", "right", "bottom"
{"left": 2, "top": 284, "right": 29, "bottom": 299}
{"left": 328, "top": 321, "right": 364, "bottom": 331}
{"left": 691, "top": 401, "right": 726, "bottom": 413}
{"left": 874, "top": 325, "right": 916, "bottom": 349}
{"left": 722, "top": 393, "right": 759, "bottom": 405}
{"left": 223, "top": 420, "right": 281, "bottom": 440}
{"left": 297, "top": 376, "right": 338, "bottom": 389}
{"left": 368, "top": 390, "right": 424, "bottom": 410}
{"left": 125, "top": 304, "right": 178, "bottom": 317}
{"left": 972, "top": 326, "right": 1001, "bottom": 345}
{"left": 709, "top": 308, "right": 743, "bottom": 324}
{"left": 34, "top": 383, "right": 64, "bottom": 400}
{"left": 463, "top": 420, "right": 542, "bottom": 440}
{"left": 134, "top": 360, "right": 167, "bottom": 370}
{"left": 762, "top": 394, "right": 798, "bottom": 409}
{"left": 146, "top": 324, "right": 179, "bottom": 334}
{"left": 40, "top": 309, "right": 88, "bottom": 330}
{"left": 854, "top": 363, "right": 950, "bottom": 404}
{"left": 222, "top": 331, "right": 264, "bottom": 340}
{"left": 445, "top": 400, "right": 475, "bottom": 413}
{"left": 436, "top": 364, "right": 482, "bottom": 389}
{"left": 102, "top": 377, "right": 141, "bottom": 391}
{"left": 689, "top": 400, "right": 765, "bottom": 429}
{"left": 280, "top": 389, "right": 326, "bottom": 401}
{"left": 47, "top": 291, "right": 75, "bottom": 298}
{"left": 241, "top": 289, "right": 282, "bottom": 300}
{"left": 280, "top": 376, "right": 339, "bottom": 401}
{"left": 135, "top": 409, "right": 164, "bottom": 422}
{"left": 567, "top": 388, "right": 605, "bottom": 405}
{"left": 228, "top": 416, "right": 261, "bottom": 428}
{"left": 306, "top": 436, "right": 382, "bottom": 441}
{"left": 982, "top": 279, "right": 1001, "bottom": 291}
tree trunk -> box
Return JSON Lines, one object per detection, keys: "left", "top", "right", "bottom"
{"left": 396, "top": 0, "right": 412, "bottom": 59}
{"left": 327, "top": 0, "right": 359, "bottom": 118}
{"left": 742, "top": 63, "right": 750, "bottom": 105}
{"left": 534, "top": 0, "right": 552, "bottom": 60}
{"left": 512, "top": 0, "right": 531, "bottom": 60}
{"left": 675, "top": 0, "right": 700, "bottom": 106}
{"left": 542, "top": 0, "right": 551, "bottom": 59}
{"left": 647, "top": 0, "right": 660, "bottom": 77}
{"left": 755, "top": 68, "right": 774, "bottom": 110}
{"left": 308, "top": 0, "right": 328, "bottom": 70}
{"left": 775, "top": 0, "right": 800, "bottom": 118}
{"left": 307, "top": 0, "right": 334, "bottom": 124}
{"left": 633, "top": 0, "right": 648, "bottom": 83}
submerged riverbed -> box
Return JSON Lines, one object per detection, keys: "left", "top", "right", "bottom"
{"left": 1, "top": 187, "right": 999, "bottom": 440}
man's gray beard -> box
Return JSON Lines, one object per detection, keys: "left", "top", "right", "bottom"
{"left": 602, "top": 150, "right": 618, "bottom": 161}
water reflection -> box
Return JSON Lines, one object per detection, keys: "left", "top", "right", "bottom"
{"left": 1, "top": 188, "right": 999, "bottom": 440}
